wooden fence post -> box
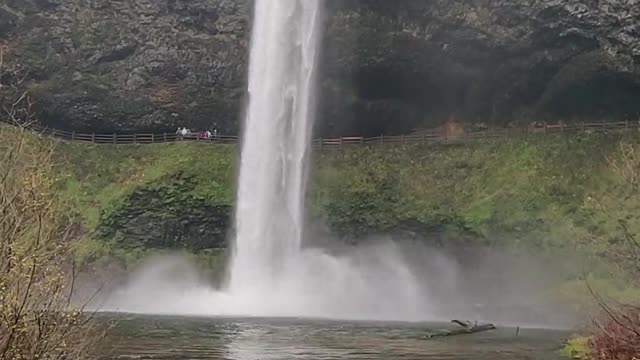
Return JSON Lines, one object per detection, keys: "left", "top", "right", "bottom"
{"left": 91, "top": 133, "right": 95, "bottom": 143}
{"left": 133, "top": 134, "right": 137, "bottom": 144}
{"left": 151, "top": 133, "right": 155, "bottom": 143}
{"left": 163, "top": 132, "right": 167, "bottom": 142}
{"left": 71, "top": 131, "right": 75, "bottom": 141}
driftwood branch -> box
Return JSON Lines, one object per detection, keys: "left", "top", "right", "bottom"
{"left": 426, "top": 320, "right": 497, "bottom": 338}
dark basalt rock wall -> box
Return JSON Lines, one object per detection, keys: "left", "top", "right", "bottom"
{"left": 1, "top": 0, "right": 639, "bottom": 135}
{"left": 1, "top": 0, "right": 249, "bottom": 133}
{"left": 322, "top": 0, "right": 640, "bottom": 136}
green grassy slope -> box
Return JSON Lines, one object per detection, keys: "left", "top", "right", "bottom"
{"left": 312, "top": 133, "right": 630, "bottom": 248}
{"left": 54, "top": 141, "right": 236, "bottom": 265}
{"left": 6, "top": 125, "right": 637, "bottom": 354}
{"left": 7, "top": 128, "right": 634, "bottom": 277}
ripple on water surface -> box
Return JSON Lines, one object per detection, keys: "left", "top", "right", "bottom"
{"left": 100, "top": 315, "right": 569, "bottom": 360}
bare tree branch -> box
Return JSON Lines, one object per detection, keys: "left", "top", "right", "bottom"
{"left": 0, "top": 52, "right": 108, "bottom": 360}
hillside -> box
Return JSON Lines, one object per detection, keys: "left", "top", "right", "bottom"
{"left": 41, "top": 130, "right": 637, "bottom": 271}
{"left": 2, "top": 123, "right": 638, "bottom": 320}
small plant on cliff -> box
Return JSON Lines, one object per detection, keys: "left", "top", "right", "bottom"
{"left": 0, "top": 53, "right": 105, "bottom": 359}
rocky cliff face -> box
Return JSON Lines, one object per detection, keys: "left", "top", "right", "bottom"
{"left": 1, "top": 0, "right": 249, "bottom": 133}
{"left": 1, "top": 0, "right": 639, "bottom": 135}
{"left": 322, "top": 0, "right": 640, "bottom": 135}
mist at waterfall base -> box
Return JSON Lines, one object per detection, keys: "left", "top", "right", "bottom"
{"left": 102, "top": 239, "right": 575, "bottom": 327}
{"left": 99, "top": 0, "right": 574, "bottom": 328}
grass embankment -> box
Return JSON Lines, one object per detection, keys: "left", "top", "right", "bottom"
{"left": 314, "top": 132, "right": 635, "bottom": 254}
{"left": 4, "top": 125, "right": 638, "bottom": 292}
{"left": 55, "top": 141, "right": 235, "bottom": 268}
{"left": 314, "top": 133, "right": 640, "bottom": 301}
{"left": 49, "top": 132, "right": 635, "bottom": 254}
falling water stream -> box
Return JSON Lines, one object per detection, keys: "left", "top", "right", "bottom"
{"left": 228, "top": 0, "right": 323, "bottom": 301}
{"left": 215, "top": 0, "right": 426, "bottom": 320}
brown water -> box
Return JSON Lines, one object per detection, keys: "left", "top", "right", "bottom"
{"left": 100, "top": 315, "right": 570, "bottom": 360}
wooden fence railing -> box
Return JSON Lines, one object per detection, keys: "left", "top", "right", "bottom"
{"left": 2, "top": 120, "right": 639, "bottom": 147}
{"left": 313, "top": 121, "right": 640, "bottom": 147}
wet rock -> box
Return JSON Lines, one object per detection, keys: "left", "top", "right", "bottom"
{"left": 2, "top": 0, "right": 639, "bottom": 135}
{"left": 321, "top": 0, "right": 640, "bottom": 135}
{"left": 3, "top": 0, "right": 249, "bottom": 133}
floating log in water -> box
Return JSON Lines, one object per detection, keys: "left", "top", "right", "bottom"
{"left": 425, "top": 320, "right": 497, "bottom": 338}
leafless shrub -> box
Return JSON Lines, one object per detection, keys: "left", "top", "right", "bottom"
{"left": 0, "top": 47, "right": 107, "bottom": 359}
{"left": 588, "top": 143, "right": 640, "bottom": 360}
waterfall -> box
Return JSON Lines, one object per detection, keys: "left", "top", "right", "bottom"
{"left": 220, "top": 1, "right": 427, "bottom": 320}
{"left": 103, "top": 0, "right": 433, "bottom": 322}
{"left": 94, "top": 1, "right": 567, "bottom": 324}
{"left": 228, "top": 0, "right": 323, "bottom": 295}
